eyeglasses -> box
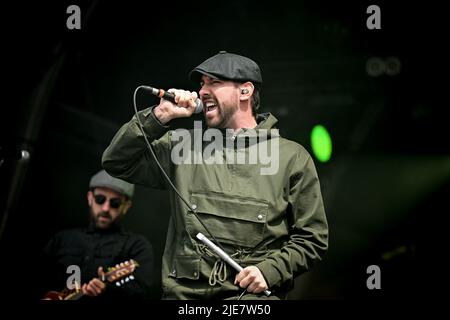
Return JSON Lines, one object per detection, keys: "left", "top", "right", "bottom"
{"left": 93, "top": 194, "right": 123, "bottom": 209}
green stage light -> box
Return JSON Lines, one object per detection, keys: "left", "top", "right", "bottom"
{"left": 311, "top": 125, "right": 332, "bottom": 163}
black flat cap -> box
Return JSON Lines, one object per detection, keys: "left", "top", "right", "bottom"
{"left": 189, "top": 51, "right": 262, "bottom": 85}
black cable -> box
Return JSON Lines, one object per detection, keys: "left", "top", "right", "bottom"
{"left": 133, "top": 86, "right": 227, "bottom": 253}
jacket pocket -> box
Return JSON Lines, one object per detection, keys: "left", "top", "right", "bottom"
{"left": 190, "top": 192, "right": 268, "bottom": 248}
{"left": 168, "top": 255, "right": 200, "bottom": 280}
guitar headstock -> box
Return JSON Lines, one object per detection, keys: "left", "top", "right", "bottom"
{"left": 104, "top": 259, "right": 139, "bottom": 287}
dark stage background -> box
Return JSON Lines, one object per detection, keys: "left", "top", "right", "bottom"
{"left": 1, "top": 0, "right": 447, "bottom": 301}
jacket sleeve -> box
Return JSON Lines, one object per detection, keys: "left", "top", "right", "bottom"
{"left": 256, "top": 153, "right": 329, "bottom": 290}
{"left": 102, "top": 107, "right": 172, "bottom": 189}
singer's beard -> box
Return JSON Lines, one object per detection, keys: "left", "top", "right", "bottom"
{"left": 205, "top": 100, "right": 238, "bottom": 129}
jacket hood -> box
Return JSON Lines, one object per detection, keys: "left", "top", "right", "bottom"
{"left": 256, "top": 113, "right": 278, "bottom": 130}
{"left": 231, "top": 112, "right": 279, "bottom": 140}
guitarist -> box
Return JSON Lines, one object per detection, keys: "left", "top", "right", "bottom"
{"left": 39, "top": 170, "right": 155, "bottom": 300}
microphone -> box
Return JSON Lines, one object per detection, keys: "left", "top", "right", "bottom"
{"left": 141, "top": 86, "right": 203, "bottom": 114}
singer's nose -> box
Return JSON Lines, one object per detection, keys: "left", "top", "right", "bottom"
{"left": 200, "top": 91, "right": 212, "bottom": 102}
{"left": 199, "top": 85, "right": 210, "bottom": 98}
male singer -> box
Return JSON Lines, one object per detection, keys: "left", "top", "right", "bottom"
{"left": 102, "top": 51, "right": 328, "bottom": 299}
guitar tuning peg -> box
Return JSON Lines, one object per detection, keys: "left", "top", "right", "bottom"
{"left": 129, "top": 275, "right": 135, "bottom": 280}
{"left": 120, "top": 263, "right": 124, "bottom": 267}
{"left": 125, "top": 277, "right": 130, "bottom": 282}
{"left": 116, "top": 282, "right": 121, "bottom": 287}
{"left": 125, "top": 261, "right": 129, "bottom": 265}
{"left": 121, "top": 279, "right": 125, "bottom": 284}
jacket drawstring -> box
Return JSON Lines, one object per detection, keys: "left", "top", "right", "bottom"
{"left": 198, "top": 243, "right": 253, "bottom": 287}
{"left": 208, "top": 259, "right": 227, "bottom": 286}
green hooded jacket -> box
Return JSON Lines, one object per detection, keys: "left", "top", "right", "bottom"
{"left": 102, "top": 108, "right": 328, "bottom": 299}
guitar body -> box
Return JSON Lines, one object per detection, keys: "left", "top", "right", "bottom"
{"left": 43, "top": 291, "right": 65, "bottom": 300}
{"left": 43, "top": 289, "right": 83, "bottom": 300}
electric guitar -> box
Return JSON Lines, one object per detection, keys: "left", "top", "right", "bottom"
{"left": 43, "top": 259, "right": 139, "bottom": 300}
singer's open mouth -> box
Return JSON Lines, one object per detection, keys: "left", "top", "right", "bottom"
{"left": 204, "top": 101, "right": 218, "bottom": 114}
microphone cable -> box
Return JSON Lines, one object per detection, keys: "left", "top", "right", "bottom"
{"left": 133, "top": 85, "right": 227, "bottom": 253}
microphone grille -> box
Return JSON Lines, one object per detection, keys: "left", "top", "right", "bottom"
{"left": 194, "top": 99, "right": 203, "bottom": 114}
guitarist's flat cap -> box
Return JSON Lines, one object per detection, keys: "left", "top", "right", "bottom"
{"left": 89, "top": 169, "right": 134, "bottom": 198}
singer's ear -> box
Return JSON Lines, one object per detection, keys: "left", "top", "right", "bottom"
{"left": 239, "top": 82, "right": 254, "bottom": 101}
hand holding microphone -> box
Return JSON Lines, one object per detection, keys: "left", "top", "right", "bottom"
{"left": 196, "top": 233, "right": 271, "bottom": 296}
{"left": 142, "top": 86, "right": 203, "bottom": 125}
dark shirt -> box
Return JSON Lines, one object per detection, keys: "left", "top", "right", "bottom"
{"left": 40, "top": 223, "right": 154, "bottom": 300}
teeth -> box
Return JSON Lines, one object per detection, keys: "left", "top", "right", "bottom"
{"left": 205, "top": 104, "right": 217, "bottom": 112}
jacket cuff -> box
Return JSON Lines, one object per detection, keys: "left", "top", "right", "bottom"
{"left": 136, "top": 106, "right": 170, "bottom": 138}
{"left": 256, "top": 259, "right": 281, "bottom": 289}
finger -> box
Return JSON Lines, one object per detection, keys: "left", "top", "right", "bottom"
{"left": 98, "top": 280, "right": 106, "bottom": 291}
{"left": 94, "top": 285, "right": 102, "bottom": 295}
{"left": 246, "top": 281, "right": 258, "bottom": 293}
{"left": 178, "top": 103, "right": 196, "bottom": 117}
{"left": 84, "top": 284, "right": 97, "bottom": 297}
{"left": 97, "top": 266, "right": 105, "bottom": 279}
{"left": 188, "top": 91, "right": 199, "bottom": 109}
{"left": 235, "top": 268, "right": 249, "bottom": 284}
{"left": 95, "top": 279, "right": 106, "bottom": 290}
{"left": 89, "top": 283, "right": 101, "bottom": 296}
{"left": 167, "top": 88, "right": 179, "bottom": 104}
{"left": 91, "top": 279, "right": 105, "bottom": 293}
{"left": 176, "top": 89, "right": 186, "bottom": 105}
{"left": 253, "top": 284, "right": 266, "bottom": 294}
{"left": 81, "top": 284, "right": 88, "bottom": 295}
{"left": 239, "top": 273, "right": 256, "bottom": 289}
{"left": 179, "top": 90, "right": 190, "bottom": 107}
{"left": 178, "top": 90, "right": 185, "bottom": 104}
{"left": 237, "top": 267, "right": 252, "bottom": 284}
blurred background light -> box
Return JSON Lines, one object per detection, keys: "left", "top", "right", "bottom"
{"left": 311, "top": 124, "right": 332, "bottom": 163}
